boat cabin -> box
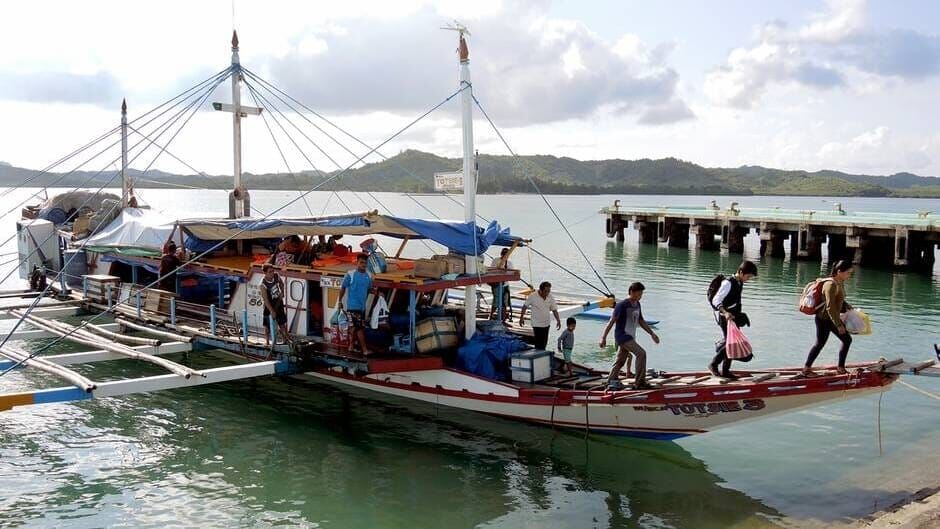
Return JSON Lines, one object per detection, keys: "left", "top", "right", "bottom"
{"left": 68, "top": 209, "right": 524, "bottom": 357}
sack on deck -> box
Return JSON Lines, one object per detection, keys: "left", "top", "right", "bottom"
{"left": 841, "top": 309, "right": 872, "bottom": 335}
{"left": 370, "top": 296, "right": 390, "bottom": 329}
{"left": 725, "top": 321, "right": 753, "bottom": 359}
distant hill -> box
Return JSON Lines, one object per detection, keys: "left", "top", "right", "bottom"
{"left": 1, "top": 151, "right": 938, "bottom": 198}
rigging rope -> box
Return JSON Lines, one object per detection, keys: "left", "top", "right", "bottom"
{"left": 0, "top": 76, "right": 225, "bottom": 290}
{"left": 0, "top": 67, "right": 232, "bottom": 222}
{"left": 244, "top": 66, "right": 470, "bottom": 219}
{"left": 242, "top": 74, "right": 436, "bottom": 252}
{"left": 1, "top": 83, "right": 471, "bottom": 375}
{"left": 0, "top": 68, "right": 234, "bottom": 256}
{"left": 471, "top": 95, "right": 613, "bottom": 297}
{"left": 243, "top": 81, "right": 315, "bottom": 216}
{"left": 0, "top": 73, "right": 230, "bottom": 359}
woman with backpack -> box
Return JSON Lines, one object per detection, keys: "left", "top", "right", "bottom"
{"left": 803, "top": 260, "right": 854, "bottom": 376}
{"left": 707, "top": 260, "right": 758, "bottom": 379}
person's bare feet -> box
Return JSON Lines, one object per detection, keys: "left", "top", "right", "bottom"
{"left": 835, "top": 367, "right": 848, "bottom": 375}
{"left": 801, "top": 367, "right": 817, "bottom": 377}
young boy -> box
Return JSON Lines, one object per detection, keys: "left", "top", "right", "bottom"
{"left": 556, "top": 317, "right": 576, "bottom": 375}
{"left": 599, "top": 282, "right": 660, "bottom": 390}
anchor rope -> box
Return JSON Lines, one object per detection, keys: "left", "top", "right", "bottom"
{"left": 898, "top": 379, "right": 940, "bottom": 401}
{"left": 1, "top": 84, "right": 471, "bottom": 375}
{"left": 472, "top": 95, "right": 613, "bottom": 297}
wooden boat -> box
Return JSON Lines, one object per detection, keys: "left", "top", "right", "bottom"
{"left": 0, "top": 28, "right": 913, "bottom": 441}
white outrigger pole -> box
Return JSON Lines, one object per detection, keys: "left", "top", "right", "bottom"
{"left": 456, "top": 26, "right": 477, "bottom": 340}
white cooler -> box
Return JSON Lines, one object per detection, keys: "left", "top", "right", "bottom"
{"left": 510, "top": 349, "right": 553, "bottom": 383}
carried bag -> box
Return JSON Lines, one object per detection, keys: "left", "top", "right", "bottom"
{"left": 328, "top": 310, "right": 349, "bottom": 346}
{"left": 725, "top": 320, "right": 754, "bottom": 359}
{"left": 370, "top": 296, "right": 390, "bottom": 329}
{"left": 841, "top": 308, "right": 872, "bottom": 335}
{"left": 799, "top": 278, "right": 831, "bottom": 315}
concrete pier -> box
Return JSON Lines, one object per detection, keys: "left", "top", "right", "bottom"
{"left": 601, "top": 202, "right": 940, "bottom": 271}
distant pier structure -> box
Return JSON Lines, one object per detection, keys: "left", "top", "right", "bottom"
{"left": 601, "top": 200, "right": 939, "bottom": 271}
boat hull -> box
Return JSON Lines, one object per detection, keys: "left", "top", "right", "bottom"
{"left": 300, "top": 367, "right": 896, "bottom": 440}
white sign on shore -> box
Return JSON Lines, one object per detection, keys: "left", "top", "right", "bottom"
{"left": 434, "top": 171, "right": 463, "bottom": 191}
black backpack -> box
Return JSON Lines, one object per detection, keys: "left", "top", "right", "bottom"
{"left": 706, "top": 274, "right": 726, "bottom": 309}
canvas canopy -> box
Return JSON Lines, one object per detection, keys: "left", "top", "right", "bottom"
{"left": 177, "top": 211, "right": 521, "bottom": 256}
{"left": 84, "top": 208, "right": 177, "bottom": 256}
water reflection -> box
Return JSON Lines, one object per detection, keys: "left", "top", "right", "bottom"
{"left": 0, "top": 352, "right": 782, "bottom": 529}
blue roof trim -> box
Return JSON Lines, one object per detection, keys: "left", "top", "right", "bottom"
{"left": 386, "top": 217, "right": 515, "bottom": 256}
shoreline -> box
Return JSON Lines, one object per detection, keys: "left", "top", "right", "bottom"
{"left": 854, "top": 488, "right": 940, "bottom": 528}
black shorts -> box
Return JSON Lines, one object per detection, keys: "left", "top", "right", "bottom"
{"left": 263, "top": 302, "right": 287, "bottom": 327}
{"left": 347, "top": 310, "right": 365, "bottom": 330}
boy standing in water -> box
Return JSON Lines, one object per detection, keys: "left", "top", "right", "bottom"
{"left": 556, "top": 317, "right": 576, "bottom": 375}
{"left": 599, "top": 282, "right": 660, "bottom": 390}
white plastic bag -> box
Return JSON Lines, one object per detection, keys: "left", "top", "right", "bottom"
{"left": 370, "top": 296, "right": 390, "bottom": 329}
{"left": 841, "top": 309, "right": 871, "bottom": 335}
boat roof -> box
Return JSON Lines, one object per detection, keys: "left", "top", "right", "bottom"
{"left": 177, "top": 210, "right": 524, "bottom": 255}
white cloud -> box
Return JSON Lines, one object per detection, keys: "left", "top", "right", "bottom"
{"left": 705, "top": 0, "right": 940, "bottom": 109}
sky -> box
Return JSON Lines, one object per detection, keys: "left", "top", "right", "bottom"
{"left": 0, "top": 0, "right": 939, "bottom": 179}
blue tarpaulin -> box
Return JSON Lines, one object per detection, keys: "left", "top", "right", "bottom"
{"left": 456, "top": 332, "right": 531, "bottom": 381}
{"left": 388, "top": 217, "right": 514, "bottom": 256}
{"left": 179, "top": 212, "right": 521, "bottom": 256}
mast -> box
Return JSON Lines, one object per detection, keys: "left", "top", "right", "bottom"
{"left": 213, "top": 31, "right": 261, "bottom": 219}
{"left": 230, "top": 30, "right": 244, "bottom": 218}
{"left": 120, "top": 99, "right": 130, "bottom": 208}
{"left": 458, "top": 28, "right": 477, "bottom": 340}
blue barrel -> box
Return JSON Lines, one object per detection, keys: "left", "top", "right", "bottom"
{"left": 62, "top": 248, "right": 87, "bottom": 288}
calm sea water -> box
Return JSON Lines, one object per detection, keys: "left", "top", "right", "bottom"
{"left": 1, "top": 189, "right": 939, "bottom": 528}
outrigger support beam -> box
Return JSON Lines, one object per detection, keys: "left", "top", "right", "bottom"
{"left": 12, "top": 310, "right": 201, "bottom": 379}
{"left": 0, "top": 346, "right": 96, "bottom": 392}
{"left": 0, "top": 342, "right": 191, "bottom": 370}
{"left": 0, "top": 359, "right": 289, "bottom": 412}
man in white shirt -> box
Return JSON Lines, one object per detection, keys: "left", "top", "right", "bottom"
{"left": 519, "top": 281, "right": 561, "bottom": 350}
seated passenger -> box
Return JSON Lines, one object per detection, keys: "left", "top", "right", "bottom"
{"left": 273, "top": 235, "right": 303, "bottom": 266}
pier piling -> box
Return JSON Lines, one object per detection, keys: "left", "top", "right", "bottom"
{"left": 601, "top": 202, "right": 939, "bottom": 272}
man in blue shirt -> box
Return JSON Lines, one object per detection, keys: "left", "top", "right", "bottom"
{"left": 338, "top": 253, "right": 374, "bottom": 355}
{"left": 598, "top": 282, "right": 660, "bottom": 390}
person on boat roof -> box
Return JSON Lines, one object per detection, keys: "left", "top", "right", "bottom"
{"left": 489, "top": 248, "right": 513, "bottom": 322}
{"left": 599, "top": 282, "right": 660, "bottom": 390}
{"left": 708, "top": 260, "right": 757, "bottom": 379}
{"left": 803, "top": 260, "right": 854, "bottom": 376}
{"left": 519, "top": 281, "right": 560, "bottom": 350}
{"left": 260, "top": 263, "right": 292, "bottom": 348}
{"left": 338, "top": 253, "right": 375, "bottom": 356}
{"left": 159, "top": 242, "right": 181, "bottom": 293}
